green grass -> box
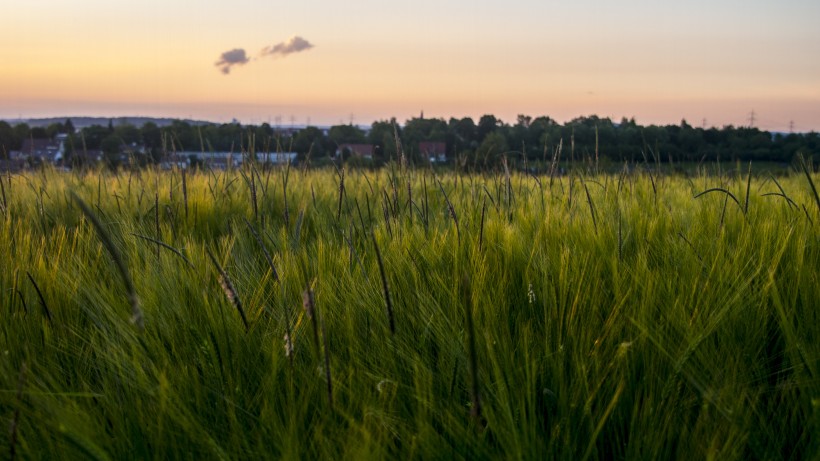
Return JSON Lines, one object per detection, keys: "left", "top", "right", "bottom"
{"left": 0, "top": 163, "right": 818, "bottom": 459}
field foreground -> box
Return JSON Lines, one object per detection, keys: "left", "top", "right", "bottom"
{"left": 0, "top": 164, "right": 818, "bottom": 459}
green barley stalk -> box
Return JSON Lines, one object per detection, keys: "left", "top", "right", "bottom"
{"left": 71, "top": 192, "right": 143, "bottom": 329}
{"left": 618, "top": 204, "right": 623, "bottom": 262}
{"left": 461, "top": 273, "right": 482, "bottom": 425}
{"left": 798, "top": 153, "right": 820, "bottom": 217}
{"left": 292, "top": 209, "right": 305, "bottom": 250}
{"left": 744, "top": 161, "right": 752, "bottom": 215}
{"left": 302, "top": 288, "right": 321, "bottom": 357}
{"left": 342, "top": 229, "right": 368, "bottom": 281}
{"left": 239, "top": 168, "right": 258, "bottom": 223}
{"left": 26, "top": 272, "right": 52, "bottom": 324}
{"left": 582, "top": 178, "right": 598, "bottom": 234}
{"left": 479, "top": 197, "right": 487, "bottom": 252}
{"left": 336, "top": 167, "right": 345, "bottom": 222}
{"left": 422, "top": 174, "right": 430, "bottom": 231}
{"left": 206, "top": 247, "right": 249, "bottom": 332}
{"left": 283, "top": 160, "right": 291, "bottom": 228}
{"left": 766, "top": 175, "right": 798, "bottom": 209}
{"left": 355, "top": 198, "right": 367, "bottom": 236}
{"left": 242, "top": 218, "right": 279, "bottom": 283}
{"left": 154, "top": 193, "right": 160, "bottom": 259}
{"left": 0, "top": 174, "right": 7, "bottom": 217}
{"left": 9, "top": 362, "right": 26, "bottom": 461}
{"left": 694, "top": 187, "right": 742, "bottom": 211}
{"left": 372, "top": 234, "right": 395, "bottom": 335}
{"left": 381, "top": 197, "right": 393, "bottom": 239}
{"left": 320, "top": 312, "right": 333, "bottom": 409}
{"left": 181, "top": 168, "right": 188, "bottom": 220}
{"left": 437, "top": 178, "right": 460, "bottom": 240}
{"left": 802, "top": 204, "right": 814, "bottom": 225}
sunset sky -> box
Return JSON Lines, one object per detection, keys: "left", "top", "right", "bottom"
{"left": 2, "top": 0, "right": 819, "bottom": 131}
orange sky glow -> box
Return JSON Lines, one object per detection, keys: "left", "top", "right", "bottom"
{"left": 2, "top": 0, "right": 819, "bottom": 131}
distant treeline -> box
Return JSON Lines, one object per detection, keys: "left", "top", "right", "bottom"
{"left": 1, "top": 115, "right": 818, "bottom": 167}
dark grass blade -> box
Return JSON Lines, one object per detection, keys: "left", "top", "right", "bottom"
{"left": 479, "top": 197, "right": 487, "bottom": 251}
{"left": 768, "top": 175, "right": 798, "bottom": 209}
{"left": 798, "top": 153, "right": 820, "bottom": 218}
{"left": 321, "top": 313, "right": 333, "bottom": 409}
{"left": 130, "top": 233, "right": 194, "bottom": 268}
{"left": 71, "top": 192, "right": 143, "bottom": 329}
{"left": 582, "top": 179, "right": 598, "bottom": 234}
{"left": 302, "top": 288, "right": 321, "bottom": 357}
{"left": 26, "top": 272, "right": 52, "bottom": 324}
{"left": 372, "top": 234, "right": 395, "bottom": 335}
{"left": 744, "top": 161, "right": 752, "bottom": 214}
{"left": 694, "top": 188, "right": 742, "bottom": 210}
{"left": 9, "top": 362, "right": 26, "bottom": 461}
{"left": 437, "top": 178, "right": 460, "bottom": 240}
{"left": 242, "top": 218, "right": 279, "bottom": 283}
{"left": 181, "top": 168, "right": 188, "bottom": 220}
{"left": 0, "top": 176, "right": 7, "bottom": 217}
{"left": 761, "top": 193, "right": 798, "bottom": 209}
{"left": 461, "top": 272, "right": 482, "bottom": 426}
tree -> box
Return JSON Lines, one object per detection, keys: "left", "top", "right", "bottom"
{"left": 114, "top": 123, "right": 141, "bottom": 146}
{"left": 81, "top": 125, "right": 112, "bottom": 150}
{"left": 101, "top": 134, "right": 123, "bottom": 169}
{"left": 141, "top": 122, "right": 163, "bottom": 162}
{"left": 529, "top": 116, "right": 559, "bottom": 160}
{"left": 254, "top": 123, "right": 275, "bottom": 153}
{"left": 101, "top": 135, "right": 121, "bottom": 155}
{"left": 46, "top": 122, "right": 65, "bottom": 139}
{"left": 292, "top": 126, "right": 327, "bottom": 159}
{"left": 369, "top": 119, "right": 400, "bottom": 161}
{"left": 477, "top": 115, "right": 501, "bottom": 143}
{"left": 475, "top": 131, "right": 509, "bottom": 167}
{"left": 401, "top": 117, "right": 447, "bottom": 163}
{"left": 30, "top": 127, "right": 49, "bottom": 139}
{"left": 449, "top": 117, "right": 477, "bottom": 149}
{"left": 0, "top": 122, "right": 15, "bottom": 157}
{"left": 328, "top": 124, "right": 366, "bottom": 146}
{"left": 13, "top": 124, "right": 30, "bottom": 147}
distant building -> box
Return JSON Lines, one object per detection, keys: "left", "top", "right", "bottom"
{"left": 337, "top": 143, "right": 374, "bottom": 159}
{"left": 419, "top": 141, "right": 446, "bottom": 163}
{"left": 0, "top": 159, "right": 26, "bottom": 172}
{"left": 20, "top": 138, "right": 64, "bottom": 162}
{"left": 256, "top": 152, "right": 298, "bottom": 164}
{"left": 172, "top": 151, "right": 297, "bottom": 170}
{"left": 69, "top": 149, "right": 103, "bottom": 165}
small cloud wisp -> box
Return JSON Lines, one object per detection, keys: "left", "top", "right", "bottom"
{"left": 215, "top": 48, "right": 250, "bottom": 75}
{"left": 260, "top": 36, "right": 314, "bottom": 58}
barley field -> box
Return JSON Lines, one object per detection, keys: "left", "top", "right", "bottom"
{"left": 0, "top": 161, "right": 818, "bottom": 459}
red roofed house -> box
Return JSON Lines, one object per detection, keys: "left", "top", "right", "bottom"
{"left": 419, "top": 141, "right": 446, "bottom": 163}
{"left": 20, "top": 138, "right": 65, "bottom": 162}
{"left": 337, "top": 143, "right": 374, "bottom": 160}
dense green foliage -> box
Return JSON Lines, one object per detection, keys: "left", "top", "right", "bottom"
{"left": 3, "top": 115, "right": 819, "bottom": 166}
{"left": 0, "top": 162, "right": 818, "bottom": 459}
